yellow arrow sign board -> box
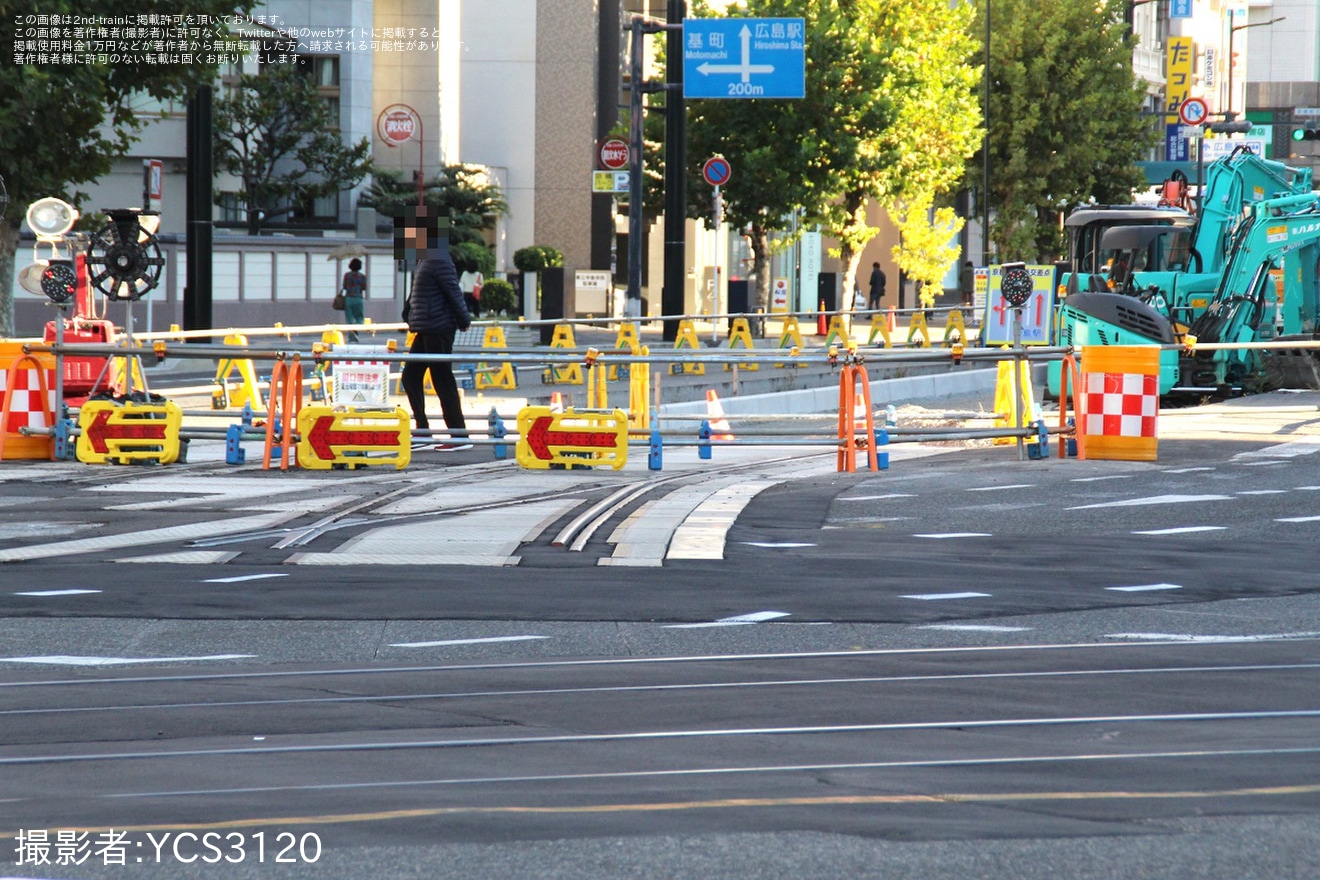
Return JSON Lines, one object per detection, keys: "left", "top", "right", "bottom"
{"left": 76, "top": 400, "right": 182, "bottom": 465}
{"left": 515, "top": 406, "right": 628, "bottom": 470}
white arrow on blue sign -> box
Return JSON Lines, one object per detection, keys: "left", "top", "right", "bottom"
{"left": 683, "top": 18, "right": 805, "bottom": 100}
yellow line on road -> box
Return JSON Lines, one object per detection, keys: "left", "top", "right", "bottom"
{"left": 10, "top": 782, "right": 1320, "bottom": 837}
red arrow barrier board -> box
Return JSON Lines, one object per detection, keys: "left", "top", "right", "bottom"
{"left": 295, "top": 405, "right": 411, "bottom": 470}
{"left": 76, "top": 400, "right": 183, "bottom": 465}
{"left": 307, "top": 416, "right": 402, "bottom": 459}
{"left": 516, "top": 406, "right": 627, "bottom": 471}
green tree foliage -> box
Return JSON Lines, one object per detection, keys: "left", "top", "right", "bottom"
{"left": 0, "top": 0, "right": 254, "bottom": 337}
{"left": 213, "top": 60, "right": 372, "bottom": 235}
{"left": 975, "top": 0, "right": 1155, "bottom": 261}
{"left": 358, "top": 165, "right": 507, "bottom": 247}
{"left": 512, "top": 245, "right": 564, "bottom": 272}
{"left": 451, "top": 240, "right": 496, "bottom": 277}
{"left": 477, "top": 277, "right": 516, "bottom": 315}
{"left": 680, "top": 0, "right": 980, "bottom": 311}
{"left": 890, "top": 194, "right": 965, "bottom": 307}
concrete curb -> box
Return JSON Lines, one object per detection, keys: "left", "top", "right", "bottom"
{"left": 657, "top": 367, "right": 1001, "bottom": 418}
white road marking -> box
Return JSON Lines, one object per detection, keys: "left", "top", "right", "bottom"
{"left": 667, "top": 481, "right": 779, "bottom": 561}
{"left": 1070, "top": 475, "right": 1134, "bottom": 482}
{"left": 203, "top": 573, "right": 289, "bottom": 584}
{"left": 903, "top": 592, "right": 991, "bottom": 601}
{"left": 838, "top": 493, "right": 915, "bottom": 501}
{"left": 1, "top": 654, "right": 255, "bottom": 667}
{"left": 1106, "top": 632, "right": 1320, "bottom": 643}
{"left": 741, "top": 542, "right": 817, "bottom": 548}
{"left": 1106, "top": 583, "right": 1182, "bottom": 593}
{"left": 966, "top": 484, "right": 1034, "bottom": 492}
{"left": 0, "top": 513, "right": 296, "bottom": 563}
{"left": 115, "top": 551, "right": 240, "bottom": 565}
{"left": 665, "top": 611, "right": 790, "bottom": 629}
{"left": 1275, "top": 515, "right": 1320, "bottom": 523}
{"left": 389, "top": 636, "right": 548, "bottom": 648}
{"left": 13, "top": 589, "right": 102, "bottom": 597}
{"left": 1238, "top": 489, "right": 1287, "bottom": 496}
{"left": 914, "top": 533, "right": 991, "bottom": 539}
{"left": 918, "top": 624, "right": 1030, "bottom": 632}
{"left": 1161, "top": 467, "right": 1214, "bottom": 474}
{"left": 1233, "top": 436, "right": 1320, "bottom": 461}
{"left": 1295, "top": 486, "right": 1320, "bottom": 491}
{"left": 1068, "top": 494, "right": 1232, "bottom": 511}
{"left": 1238, "top": 460, "right": 1288, "bottom": 467}
{"left": 1132, "top": 526, "right": 1227, "bottom": 535}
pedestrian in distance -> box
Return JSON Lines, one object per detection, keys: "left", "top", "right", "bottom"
{"left": 867, "top": 261, "right": 886, "bottom": 312}
{"left": 340, "top": 258, "right": 367, "bottom": 342}
{"left": 398, "top": 208, "right": 473, "bottom": 451}
{"left": 959, "top": 260, "right": 975, "bottom": 308}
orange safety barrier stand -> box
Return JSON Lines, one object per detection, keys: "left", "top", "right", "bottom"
{"left": 263, "top": 356, "right": 304, "bottom": 471}
{"left": 837, "top": 362, "right": 878, "bottom": 473}
{"left": 1055, "top": 353, "right": 1085, "bottom": 460}
{"left": 0, "top": 351, "right": 57, "bottom": 461}
{"left": 1078, "top": 345, "right": 1159, "bottom": 462}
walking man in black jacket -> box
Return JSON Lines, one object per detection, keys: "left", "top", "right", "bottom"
{"left": 399, "top": 210, "right": 473, "bottom": 451}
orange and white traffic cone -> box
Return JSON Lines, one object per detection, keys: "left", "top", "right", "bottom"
{"left": 886, "top": 304, "right": 897, "bottom": 334}
{"left": 817, "top": 299, "right": 828, "bottom": 336}
{"left": 706, "top": 389, "right": 733, "bottom": 440}
{"left": 549, "top": 391, "right": 564, "bottom": 413}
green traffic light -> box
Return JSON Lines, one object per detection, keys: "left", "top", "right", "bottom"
{"left": 1295, "top": 128, "right": 1308, "bottom": 141}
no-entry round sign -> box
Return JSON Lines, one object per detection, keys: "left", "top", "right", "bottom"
{"left": 598, "top": 137, "right": 630, "bottom": 171}
{"left": 378, "top": 105, "right": 419, "bottom": 145}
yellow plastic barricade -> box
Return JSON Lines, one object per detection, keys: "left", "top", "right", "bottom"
{"left": 295, "top": 405, "right": 411, "bottom": 470}
{"left": 475, "top": 325, "right": 517, "bottom": 390}
{"left": 943, "top": 309, "right": 966, "bottom": 347}
{"left": 867, "top": 312, "right": 892, "bottom": 347}
{"left": 823, "top": 314, "right": 852, "bottom": 347}
{"left": 76, "top": 399, "right": 183, "bottom": 465}
{"left": 543, "top": 323, "right": 584, "bottom": 385}
{"left": 724, "top": 317, "right": 759, "bottom": 371}
{"left": 516, "top": 405, "right": 628, "bottom": 470}
{"left": 671, "top": 319, "right": 705, "bottom": 375}
{"left": 907, "top": 311, "right": 931, "bottom": 347}
{"left": 608, "top": 321, "right": 641, "bottom": 380}
{"left": 213, "top": 333, "right": 264, "bottom": 410}
{"left": 1079, "top": 345, "right": 1160, "bottom": 461}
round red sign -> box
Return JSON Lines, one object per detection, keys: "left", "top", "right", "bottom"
{"left": 598, "top": 137, "right": 630, "bottom": 171}
{"left": 378, "top": 106, "right": 418, "bottom": 145}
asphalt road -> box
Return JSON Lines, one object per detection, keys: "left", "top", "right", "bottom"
{"left": 2, "top": 391, "right": 1319, "bottom": 878}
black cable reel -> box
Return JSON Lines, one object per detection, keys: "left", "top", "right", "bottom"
{"left": 85, "top": 209, "right": 164, "bottom": 301}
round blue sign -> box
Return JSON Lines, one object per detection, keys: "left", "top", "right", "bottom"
{"left": 702, "top": 156, "right": 732, "bottom": 187}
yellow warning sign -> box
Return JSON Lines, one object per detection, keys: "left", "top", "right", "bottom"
{"left": 515, "top": 406, "right": 627, "bottom": 470}
{"left": 76, "top": 400, "right": 183, "bottom": 465}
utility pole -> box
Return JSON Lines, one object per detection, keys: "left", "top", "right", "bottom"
{"left": 662, "top": 0, "right": 687, "bottom": 342}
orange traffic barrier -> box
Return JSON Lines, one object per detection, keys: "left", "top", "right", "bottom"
{"left": 706, "top": 389, "right": 733, "bottom": 441}
{"left": 0, "top": 350, "right": 57, "bottom": 461}
{"left": 837, "top": 363, "right": 878, "bottom": 473}
{"left": 263, "top": 356, "right": 304, "bottom": 471}
{"left": 1078, "top": 345, "right": 1159, "bottom": 461}
{"left": 1056, "top": 353, "right": 1085, "bottom": 460}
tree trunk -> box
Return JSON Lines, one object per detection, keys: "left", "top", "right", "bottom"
{"left": 0, "top": 220, "right": 20, "bottom": 338}
{"left": 837, "top": 192, "right": 870, "bottom": 315}
{"left": 749, "top": 222, "right": 771, "bottom": 316}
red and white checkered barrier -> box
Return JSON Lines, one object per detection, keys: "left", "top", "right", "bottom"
{"left": 0, "top": 353, "right": 58, "bottom": 460}
{"left": 0, "top": 362, "right": 57, "bottom": 434}
{"left": 1082, "top": 371, "right": 1158, "bottom": 439}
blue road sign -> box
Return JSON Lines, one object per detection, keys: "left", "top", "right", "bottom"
{"left": 702, "top": 156, "right": 732, "bottom": 186}
{"left": 683, "top": 18, "right": 805, "bottom": 100}
{"left": 1166, "top": 124, "right": 1189, "bottom": 163}
{"left": 1171, "top": 0, "right": 1192, "bottom": 19}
